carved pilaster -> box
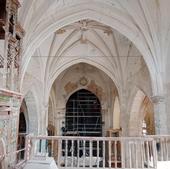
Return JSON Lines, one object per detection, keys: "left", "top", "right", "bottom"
{"left": 0, "top": 89, "right": 22, "bottom": 166}
{"left": 2, "top": 0, "right": 25, "bottom": 91}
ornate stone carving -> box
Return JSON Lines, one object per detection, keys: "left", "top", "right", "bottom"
{"left": 79, "top": 76, "right": 88, "bottom": 86}
{"left": 16, "top": 23, "right": 25, "bottom": 37}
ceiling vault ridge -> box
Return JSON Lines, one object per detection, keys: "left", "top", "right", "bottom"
{"left": 18, "top": 1, "right": 164, "bottom": 97}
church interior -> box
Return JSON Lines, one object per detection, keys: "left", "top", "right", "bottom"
{"left": 0, "top": 0, "right": 170, "bottom": 169}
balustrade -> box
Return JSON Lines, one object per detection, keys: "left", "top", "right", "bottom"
{"left": 24, "top": 136, "right": 157, "bottom": 169}
{"left": 3, "top": 135, "right": 170, "bottom": 169}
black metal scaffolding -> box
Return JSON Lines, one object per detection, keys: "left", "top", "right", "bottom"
{"left": 65, "top": 89, "right": 102, "bottom": 137}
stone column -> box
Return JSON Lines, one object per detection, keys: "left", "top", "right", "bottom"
{"left": 40, "top": 103, "right": 49, "bottom": 135}
{"left": 151, "top": 95, "right": 168, "bottom": 135}
{"left": 36, "top": 104, "right": 49, "bottom": 155}
{"left": 119, "top": 94, "right": 129, "bottom": 136}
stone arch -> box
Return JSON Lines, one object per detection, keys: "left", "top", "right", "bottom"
{"left": 129, "top": 89, "right": 154, "bottom": 136}
{"left": 20, "top": 99, "right": 29, "bottom": 133}
{"left": 46, "top": 59, "right": 120, "bottom": 103}
{"left": 17, "top": 108, "right": 27, "bottom": 159}
{"left": 20, "top": 2, "right": 162, "bottom": 96}
{"left": 140, "top": 97, "right": 155, "bottom": 135}
{"left": 129, "top": 90, "right": 146, "bottom": 136}
{"left": 65, "top": 85, "right": 104, "bottom": 106}
{"left": 48, "top": 62, "right": 118, "bottom": 136}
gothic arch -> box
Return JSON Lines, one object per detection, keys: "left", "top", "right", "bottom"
{"left": 129, "top": 90, "right": 146, "bottom": 136}
{"left": 46, "top": 59, "right": 120, "bottom": 104}
{"left": 20, "top": 99, "right": 29, "bottom": 133}
{"left": 20, "top": 1, "right": 162, "bottom": 96}
{"left": 129, "top": 89, "right": 154, "bottom": 136}
{"left": 65, "top": 86, "right": 104, "bottom": 106}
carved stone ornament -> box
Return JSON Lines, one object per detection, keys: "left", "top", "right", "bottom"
{"left": 79, "top": 77, "right": 88, "bottom": 86}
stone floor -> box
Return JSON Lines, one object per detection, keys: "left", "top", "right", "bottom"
{"left": 157, "top": 161, "right": 170, "bottom": 169}
{"left": 24, "top": 157, "right": 58, "bottom": 169}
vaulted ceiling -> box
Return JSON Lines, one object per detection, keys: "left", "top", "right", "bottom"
{"left": 22, "top": 19, "right": 151, "bottom": 100}
{"left": 19, "top": 0, "right": 170, "bottom": 98}
{"left": 17, "top": 0, "right": 170, "bottom": 107}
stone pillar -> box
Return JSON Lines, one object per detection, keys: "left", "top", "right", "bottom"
{"left": 39, "top": 103, "right": 49, "bottom": 135}
{"left": 38, "top": 104, "right": 49, "bottom": 154}
{"left": 119, "top": 93, "right": 129, "bottom": 136}
{"left": 151, "top": 95, "right": 168, "bottom": 135}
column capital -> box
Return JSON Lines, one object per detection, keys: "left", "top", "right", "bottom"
{"left": 151, "top": 95, "right": 165, "bottom": 104}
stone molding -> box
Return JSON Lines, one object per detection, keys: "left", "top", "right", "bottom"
{"left": 151, "top": 95, "right": 165, "bottom": 104}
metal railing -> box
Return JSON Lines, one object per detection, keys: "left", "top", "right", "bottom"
{"left": 24, "top": 135, "right": 157, "bottom": 169}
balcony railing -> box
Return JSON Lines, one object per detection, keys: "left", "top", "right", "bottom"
{"left": 24, "top": 136, "right": 157, "bottom": 169}
{"left": 2, "top": 135, "right": 170, "bottom": 169}
{"left": 149, "top": 135, "right": 170, "bottom": 162}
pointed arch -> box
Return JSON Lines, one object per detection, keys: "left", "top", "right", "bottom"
{"left": 20, "top": 2, "right": 162, "bottom": 96}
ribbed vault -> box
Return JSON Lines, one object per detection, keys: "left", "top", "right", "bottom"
{"left": 19, "top": 0, "right": 170, "bottom": 96}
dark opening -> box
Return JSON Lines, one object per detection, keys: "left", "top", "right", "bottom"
{"left": 9, "top": 15, "right": 14, "bottom": 34}
{"left": 17, "top": 112, "right": 27, "bottom": 160}
{"left": 19, "top": 112, "right": 26, "bottom": 133}
{"left": 0, "top": 0, "right": 6, "bottom": 39}
{"left": 63, "top": 89, "right": 103, "bottom": 158}
{"left": 65, "top": 89, "right": 102, "bottom": 137}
